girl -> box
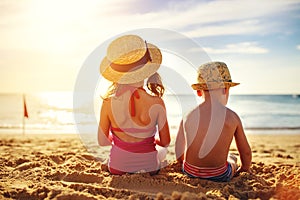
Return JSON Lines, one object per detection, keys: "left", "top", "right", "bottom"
{"left": 98, "top": 35, "right": 170, "bottom": 175}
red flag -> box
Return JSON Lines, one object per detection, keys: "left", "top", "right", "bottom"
{"left": 23, "top": 95, "right": 29, "bottom": 118}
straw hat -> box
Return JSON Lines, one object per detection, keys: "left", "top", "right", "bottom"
{"left": 100, "top": 35, "right": 162, "bottom": 84}
{"left": 191, "top": 61, "right": 240, "bottom": 90}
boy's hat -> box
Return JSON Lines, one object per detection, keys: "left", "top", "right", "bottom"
{"left": 191, "top": 61, "right": 240, "bottom": 90}
{"left": 100, "top": 35, "right": 162, "bottom": 84}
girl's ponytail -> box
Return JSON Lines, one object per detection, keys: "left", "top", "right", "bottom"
{"left": 147, "top": 72, "right": 165, "bottom": 97}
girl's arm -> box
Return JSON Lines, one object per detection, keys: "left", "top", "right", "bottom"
{"left": 155, "top": 100, "right": 170, "bottom": 147}
{"left": 175, "top": 120, "right": 185, "bottom": 163}
{"left": 98, "top": 100, "right": 112, "bottom": 146}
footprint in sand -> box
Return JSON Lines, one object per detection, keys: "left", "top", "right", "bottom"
{"left": 49, "top": 155, "right": 65, "bottom": 164}
{"left": 62, "top": 172, "right": 103, "bottom": 184}
{"left": 15, "top": 162, "right": 41, "bottom": 171}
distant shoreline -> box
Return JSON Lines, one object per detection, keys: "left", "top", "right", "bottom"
{"left": 245, "top": 126, "right": 300, "bottom": 130}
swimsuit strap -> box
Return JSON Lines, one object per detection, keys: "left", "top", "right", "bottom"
{"left": 111, "top": 126, "right": 156, "bottom": 133}
{"left": 114, "top": 86, "right": 156, "bottom": 134}
{"left": 115, "top": 86, "right": 145, "bottom": 117}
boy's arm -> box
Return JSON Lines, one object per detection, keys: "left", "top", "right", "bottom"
{"left": 234, "top": 116, "right": 252, "bottom": 173}
{"left": 175, "top": 120, "right": 185, "bottom": 163}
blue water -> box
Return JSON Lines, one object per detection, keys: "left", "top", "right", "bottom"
{"left": 227, "top": 95, "right": 300, "bottom": 131}
{"left": 0, "top": 93, "right": 299, "bottom": 134}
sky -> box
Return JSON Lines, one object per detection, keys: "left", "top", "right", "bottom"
{"left": 0, "top": 0, "right": 300, "bottom": 94}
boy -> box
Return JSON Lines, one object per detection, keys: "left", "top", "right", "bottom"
{"left": 175, "top": 61, "right": 252, "bottom": 182}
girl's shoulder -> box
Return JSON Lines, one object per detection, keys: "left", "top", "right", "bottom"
{"left": 143, "top": 91, "right": 165, "bottom": 104}
{"left": 101, "top": 96, "right": 113, "bottom": 107}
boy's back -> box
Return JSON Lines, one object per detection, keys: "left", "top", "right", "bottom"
{"left": 184, "top": 100, "right": 239, "bottom": 168}
{"left": 175, "top": 61, "right": 252, "bottom": 182}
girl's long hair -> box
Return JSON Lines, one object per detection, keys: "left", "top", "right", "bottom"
{"left": 102, "top": 83, "right": 118, "bottom": 99}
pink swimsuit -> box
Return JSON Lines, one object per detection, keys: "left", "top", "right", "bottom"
{"left": 108, "top": 127, "right": 159, "bottom": 175}
{"left": 108, "top": 86, "right": 159, "bottom": 175}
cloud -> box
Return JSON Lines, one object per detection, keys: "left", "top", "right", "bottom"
{"left": 1, "top": 0, "right": 298, "bottom": 55}
{"left": 1, "top": 0, "right": 299, "bottom": 50}
{"left": 94, "top": 0, "right": 300, "bottom": 41}
{"left": 123, "top": 0, "right": 299, "bottom": 33}
{"left": 183, "top": 20, "right": 266, "bottom": 38}
{"left": 201, "top": 42, "right": 269, "bottom": 54}
{"left": 1, "top": 0, "right": 299, "bottom": 93}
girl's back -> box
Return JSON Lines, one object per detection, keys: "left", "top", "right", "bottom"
{"left": 104, "top": 86, "right": 166, "bottom": 142}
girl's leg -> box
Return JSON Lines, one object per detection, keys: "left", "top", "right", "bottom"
{"left": 157, "top": 146, "right": 168, "bottom": 162}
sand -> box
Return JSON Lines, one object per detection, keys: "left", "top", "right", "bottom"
{"left": 0, "top": 133, "right": 299, "bottom": 200}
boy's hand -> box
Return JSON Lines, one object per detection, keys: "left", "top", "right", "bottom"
{"left": 235, "top": 166, "right": 251, "bottom": 176}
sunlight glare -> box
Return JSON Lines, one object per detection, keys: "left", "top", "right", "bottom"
{"left": 39, "top": 92, "right": 73, "bottom": 110}
{"left": 27, "top": 0, "right": 101, "bottom": 53}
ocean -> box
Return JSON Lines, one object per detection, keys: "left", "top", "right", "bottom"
{"left": 0, "top": 92, "right": 300, "bottom": 135}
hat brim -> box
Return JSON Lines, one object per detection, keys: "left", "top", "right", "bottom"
{"left": 100, "top": 43, "right": 162, "bottom": 84}
{"left": 191, "top": 82, "right": 240, "bottom": 90}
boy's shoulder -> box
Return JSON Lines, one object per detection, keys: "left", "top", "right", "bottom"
{"left": 183, "top": 104, "right": 242, "bottom": 124}
{"left": 183, "top": 104, "right": 201, "bottom": 122}
{"left": 225, "top": 107, "right": 243, "bottom": 126}
{"left": 226, "top": 107, "right": 240, "bottom": 119}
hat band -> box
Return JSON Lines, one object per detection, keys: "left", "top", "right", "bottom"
{"left": 199, "top": 79, "right": 232, "bottom": 83}
{"left": 109, "top": 41, "right": 152, "bottom": 73}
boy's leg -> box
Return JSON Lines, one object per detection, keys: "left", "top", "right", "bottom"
{"left": 227, "top": 154, "right": 238, "bottom": 178}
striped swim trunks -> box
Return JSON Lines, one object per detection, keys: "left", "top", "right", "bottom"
{"left": 183, "top": 161, "right": 232, "bottom": 182}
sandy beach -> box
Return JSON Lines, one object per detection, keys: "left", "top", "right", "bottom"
{"left": 0, "top": 133, "right": 299, "bottom": 200}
